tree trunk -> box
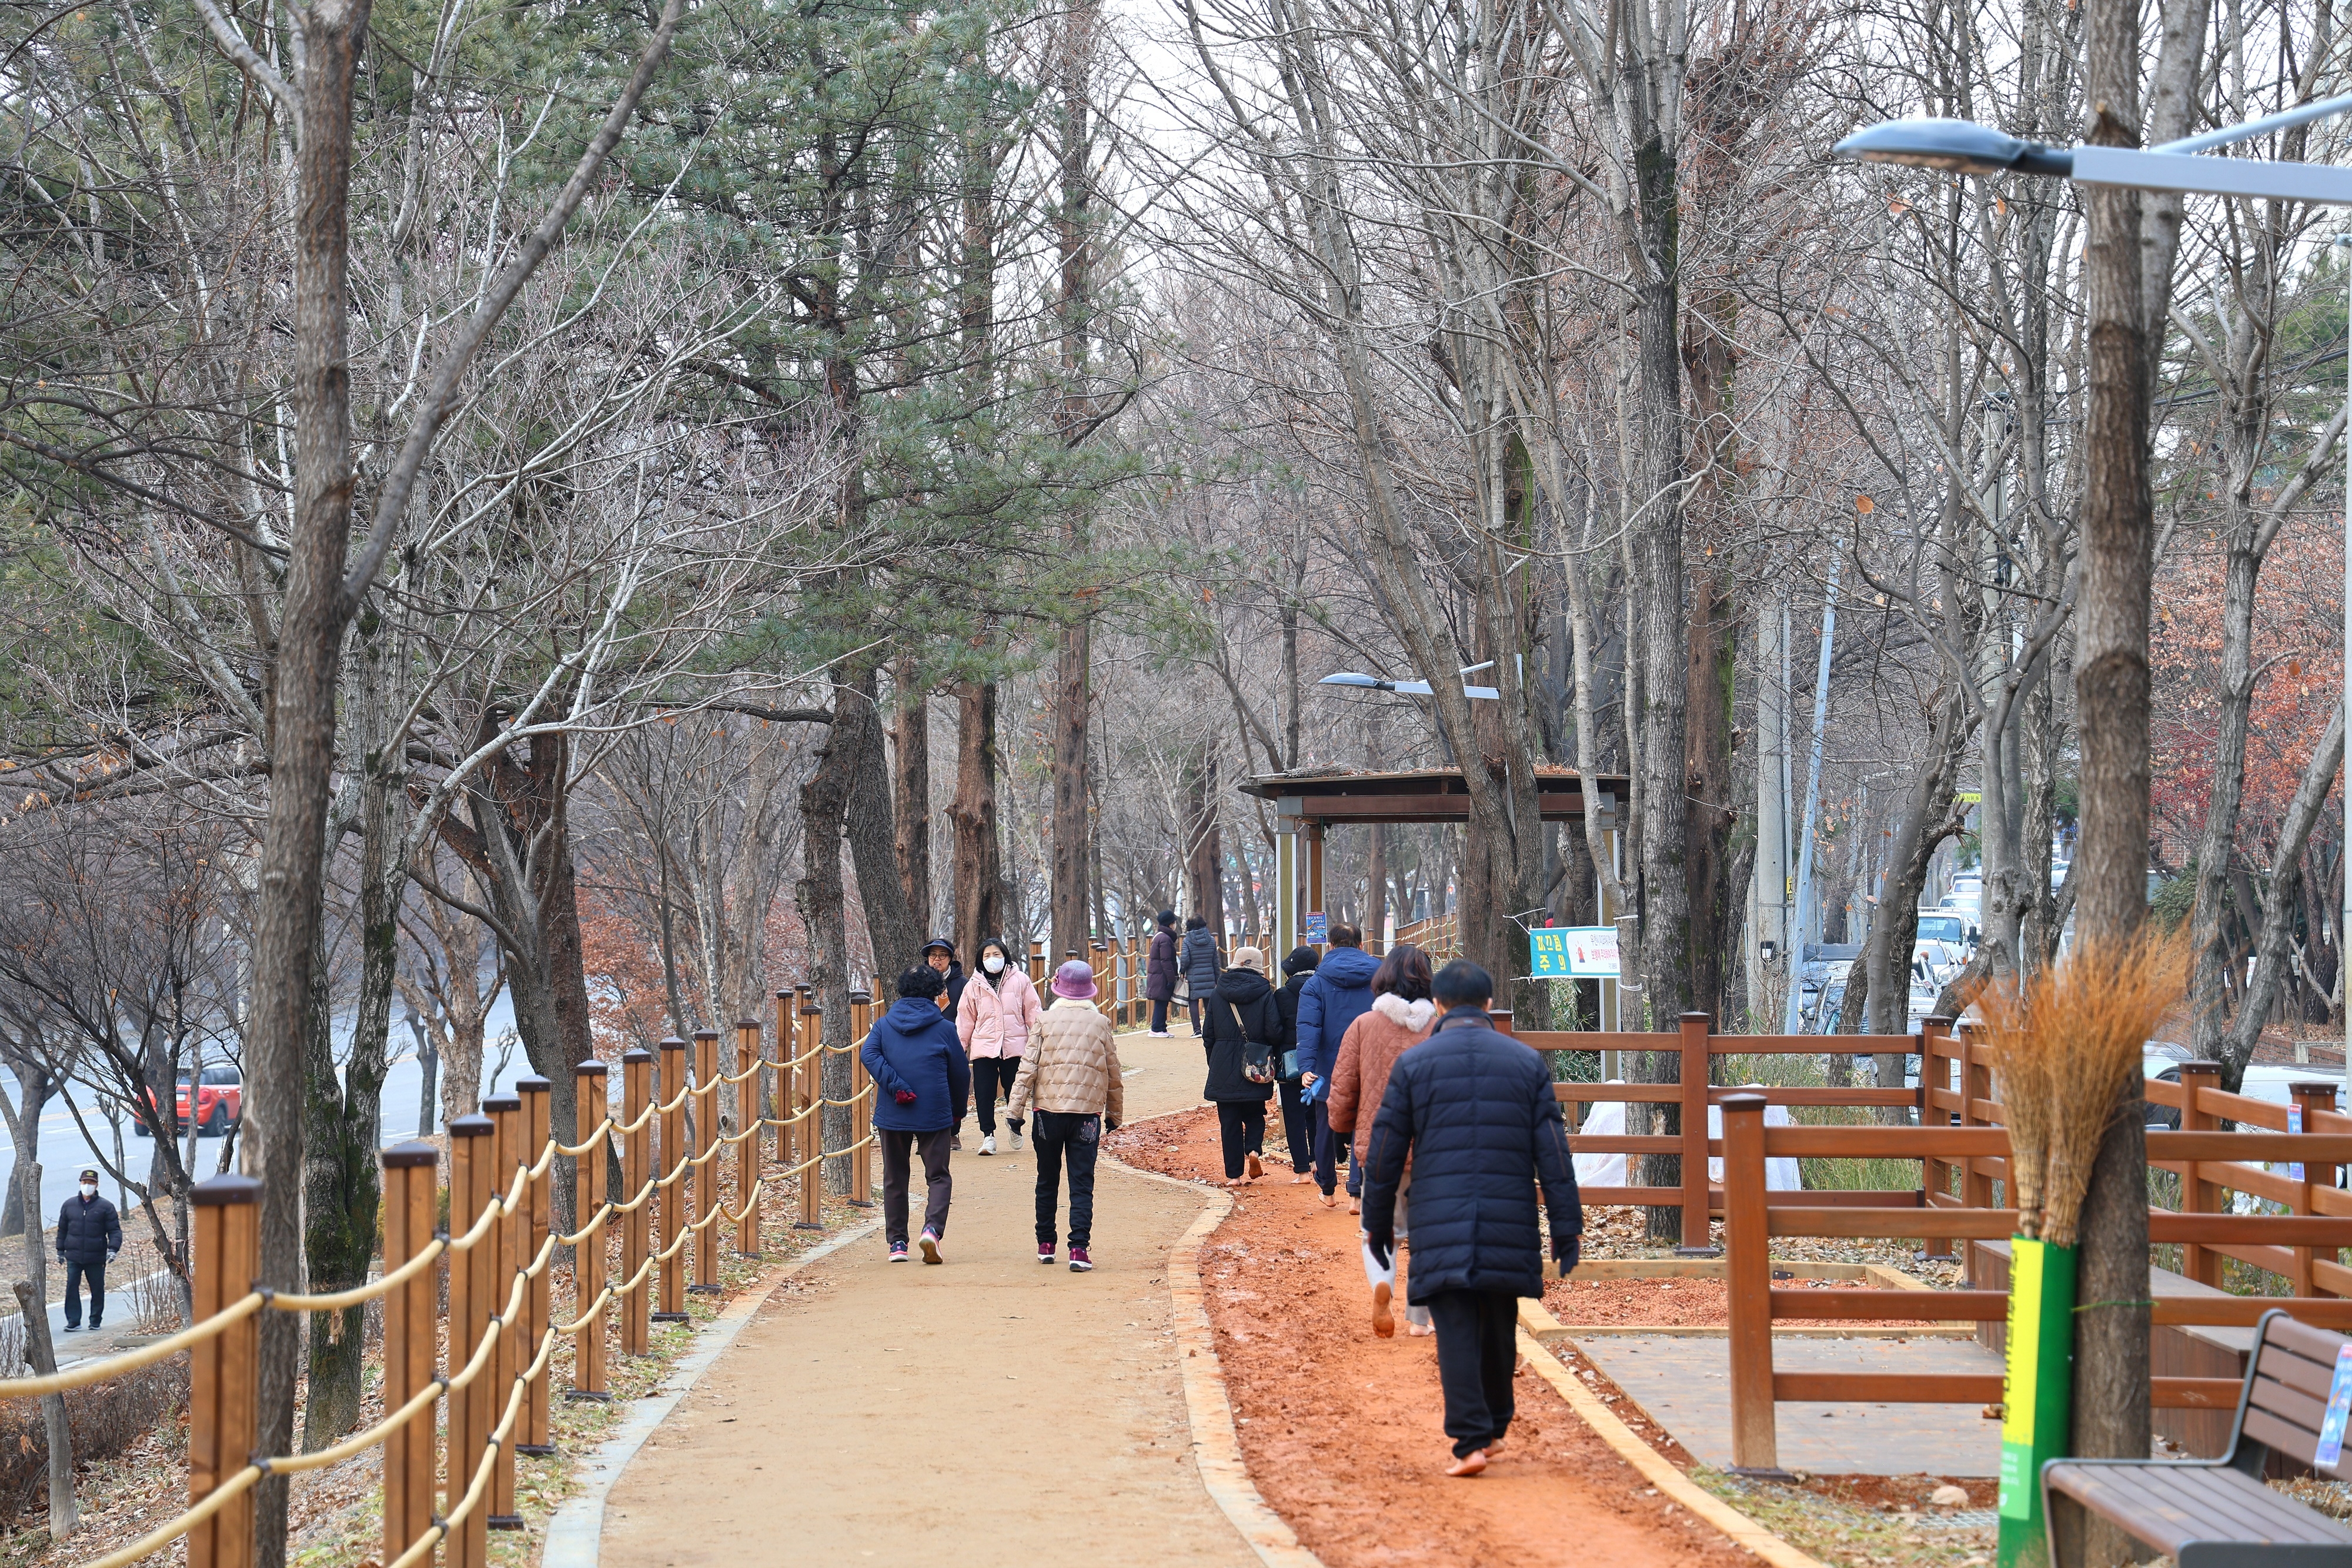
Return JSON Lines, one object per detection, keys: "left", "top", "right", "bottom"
{"left": 798, "top": 700, "right": 860, "bottom": 1193}
{"left": 1863, "top": 686, "right": 1973, "bottom": 1111}
{"left": 891, "top": 652, "right": 933, "bottom": 935}
{"left": 950, "top": 680, "right": 1003, "bottom": 960}
{"left": 12, "top": 1270, "right": 74, "bottom": 1542}
{"left": 1051, "top": 620, "right": 1092, "bottom": 958}
{"left": 2223, "top": 706, "right": 2346, "bottom": 1076}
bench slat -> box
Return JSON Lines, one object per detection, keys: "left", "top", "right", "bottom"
{"left": 2048, "top": 1463, "right": 2352, "bottom": 1549}
{"left": 2256, "top": 1339, "right": 2340, "bottom": 1404}
{"left": 2264, "top": 1313, "right": 2352, "bottom": 1369}
{"left": 2249, "top": 1375, "right": 2330, "bottom": 1440}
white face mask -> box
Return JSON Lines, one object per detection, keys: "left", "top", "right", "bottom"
{"left": 79, "top": 1184, "right": 96, "bottom": 1199}
{"left": 984, "top": 954, "right": 1006, "bottom": 974}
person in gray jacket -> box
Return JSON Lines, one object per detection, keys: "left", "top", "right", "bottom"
{"left": 1178, "top": 914, "right": 1221, "bottom": 1035}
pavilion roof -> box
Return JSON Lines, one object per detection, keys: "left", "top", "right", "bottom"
{"left": 1236, "top": 766, "right": 1626, "bottom": 825}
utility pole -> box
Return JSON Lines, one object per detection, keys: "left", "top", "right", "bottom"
{"left": 1785, "top": 560, "right": 1840, "bottom": 1035}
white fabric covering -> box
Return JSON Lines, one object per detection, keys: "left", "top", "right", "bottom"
{"left": 1569, "top": 1084, "right": 1802, "bottom": 1191}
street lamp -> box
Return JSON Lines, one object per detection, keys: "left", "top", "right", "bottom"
{"left": 1318, "top": 663, "right": 1502, "bottom": 700}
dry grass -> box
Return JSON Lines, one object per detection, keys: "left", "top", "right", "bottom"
{"left": 1972, "top": 932, "right": 2188, "bottom": 1246}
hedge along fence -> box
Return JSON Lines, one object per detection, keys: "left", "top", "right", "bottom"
{"left": 0, "top": 985, "right": 880, "bottom": 1568}
{"left": 1712, "top": 1094, "right": 2352, "bottom": 1472}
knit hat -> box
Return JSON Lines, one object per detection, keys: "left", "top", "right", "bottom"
{"left": 1051, "top": 960, "right": 1098, "bottom": 999}
{"left": 1281, "top": 945, "right": 1320, "bottom": 977}
{"left": 1232, "top": 947, "right": 1265, "bottom": 973}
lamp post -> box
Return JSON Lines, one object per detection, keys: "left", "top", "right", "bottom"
{"left": 2340, "top": 233, "right": 2351, "bottom": 1109}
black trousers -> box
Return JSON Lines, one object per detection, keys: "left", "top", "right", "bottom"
{"left": 971, "top": 1057, "right": 1022, "bottom": 1136}
{"left": 1426, "top": 1289, "right": 1519, "bottom": 1457}
{"left": 1215, "top": 1100, "right": 1267, "bottom": 1179}
{"left": 1031, "top": 1110, "right": 1100, "bottom": 1249}
{"left": 1150, "top": 998, "right": 1170, "bottom": 1032}
{"left": 879, "top": 1128, "right": 953, "bottom": 1248}
{"left": 1310, "top": 1099, "right": 1340, "bottom": 1194}
{"left": 62, "top": 1258, "right": 103, "bottom": 1328}
{"left": 1188, "top": 995, "right": 1207, "bottom": 1034}
{"left": 1275, "top": 1077, "right": 1314, "bottom": 1172}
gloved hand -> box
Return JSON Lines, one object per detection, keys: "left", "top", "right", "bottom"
{"left": 1105, "top": 1119, "right": 1119, "bottom": 1132}
{"left": 1363, "top": 1226, "right": 1395, "bottom": 1272}
{"left": 1007, "top": 1116, "right": 1024, "bottom": 1136}
{"left": 106, "top": 1251, "right": 118, "bottom": 1265}
{"left": 1553, "top": 1233, "right": 1581, "bottom": 1275}
{"left": 894, "top": 1089, "right": 917, "bottom": 1106}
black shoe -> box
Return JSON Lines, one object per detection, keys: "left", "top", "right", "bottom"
{"left": 60, "top": 1323, "right": 78, "bottom": 1333}
{"left": 86, "top": 1322, "right": 100, "bottom": 1332}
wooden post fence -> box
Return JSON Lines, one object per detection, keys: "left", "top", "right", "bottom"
{"left": 572, "top": 1059, "right": 610, "bottom": 1399}
{"left": 518, "top": 1076, "right": 553, "bottom": 1456}
{"left": 849, "top": 992, "right": 873, "bottom": 1207}
{"left": 485, "top": 1091, "right": 522, "bottom": 1530}
{"left": 799, "top": 995, "right": 824, "bottom": 1228}
{"left": 656, "top": 1037, "right": 689, "bottom": 1321}
{"left": 737, "top": 1018, "right": 763, "bottom": 1257}
{"left": 2178, "top": 1058, "right": 2222, "bottom": 1287}
{"left": 381, "top": 1145, "right": 437, "bottom": 1564}
{"left": 447, "top": 1113, "right": 495, "bottom": 1568}
{"left": 1675, "top": 1012, "right": 1714, "bottom": 1255}
{"left": 188, "top": 1174, "right": 259, "bottom": 1568}
{"left": 622, "top": 1047, "right": 653, "bottom": 1353}
{"left": 692, "top": 1029, "right": 721, "bottom": 1293}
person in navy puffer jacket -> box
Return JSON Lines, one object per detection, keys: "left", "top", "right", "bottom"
{"left": 1360, "top": 959, "right": 1580, "bottom": 1478}
{"left": 861, "top": 966, "right": 972, "bottom": 1264}
{"left": 1294, "top": 925, "right": 1381, "bottom": 1206}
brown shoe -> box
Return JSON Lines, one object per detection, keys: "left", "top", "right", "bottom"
{"left": 1372, "top": 1281, "right": 1395, "bottom": 1339}
{"left": 1445, "top": 1449, "right": 1488, "bottom": 1478}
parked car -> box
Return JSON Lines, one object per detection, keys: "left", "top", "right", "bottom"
{"left": 1915, "top": 910, "right": 1972, "bottom": 952}
{"left": 138, "top": 1065, "right": 243, "bottom": 1136}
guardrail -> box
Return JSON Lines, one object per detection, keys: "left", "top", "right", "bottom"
{"left": 5, "top": 985, "right": 882, "bottom": 1568}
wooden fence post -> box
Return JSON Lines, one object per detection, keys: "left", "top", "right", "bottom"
{"left": 447, "top": 1114, "right": 495, "bottom": 1568}
{"left": 1920, "top": 1017, "right": 1955, "bottom": 1260}
{"left": 1679, "top": 1012, "right": 1718, "bottom": 1255}
{"left": 1028, "top": 940, "right": 1045, "bottom": 985}
{"left": 2177, "top": 1059, "right": 2221, "bottom": 1288}
{"left": 848, "top": 992, "right": 874, "bottom": 1207}
{"left": 773, "top": 990, "right": 794, "bottom": 1166}
{"left": 692, "top": 1029, "right": 721, "bottom": 1292}
{"left": 380, "top": 1145, "right": 437, "bottom": 1566}
{"left": 1959, "top": 1022, "right": 1997, "bottom": 1287}
{"left": 571, "top": 1059, "right": 610, "bottom": 1400}
{"left": 517, "top": 1076, "right": 552, "bottom": 1455}
{"left": 2292, "top": 1079, "right": 2334, "bottom": 1296}
{"left": 1720, "top": 1092, "right": 1778, "bottom": 1470}
{"left": 656, "top": 1037, "right": 690, "bottom": 1321}
{"left": 737, "top": 1019, "right": 763, "bottom": 1258}
{"left": 622, "top": 1049, "right": 653, "bottom": 1354}
{"left": 187, "top": 1174, "right": 259, "bottom": 1568}
{"left": 799, "top": 997, "right": 824, "bottom": 1228}
{"left": 484, "top": 1092, "right": 523, "bottom": 1530}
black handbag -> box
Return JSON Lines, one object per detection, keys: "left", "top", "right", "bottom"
{"left": 1221, "top": 996, "right": 1275, "bottom": 1083}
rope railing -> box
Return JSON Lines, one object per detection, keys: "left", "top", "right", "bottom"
{"left": 1, "top": 983, "right": 891, "bottom": 1568}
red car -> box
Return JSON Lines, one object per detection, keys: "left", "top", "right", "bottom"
{"left": 140, "top": 1066, "right": 243, "bottom": 1136}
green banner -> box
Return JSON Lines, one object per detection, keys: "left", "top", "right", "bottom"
{"left": 1997, "top": 1237, "right": 2078, "bottom": 1568}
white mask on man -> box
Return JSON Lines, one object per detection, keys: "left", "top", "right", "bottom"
{"left": 79, "top": 1183, "right": 96, "bottom": 1199}
{"left": 984, "top": 954, "right": 1005, "bottom": 975}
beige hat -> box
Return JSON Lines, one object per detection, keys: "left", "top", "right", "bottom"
{"left": 1232, "top": 947, "right": 1265, "bottom": 973}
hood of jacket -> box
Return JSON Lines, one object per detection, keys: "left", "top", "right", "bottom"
{"left": 884, "top": 996, "right": 949, "bottom": 1031}
{"left": 1315, "top": 944, "right": 1381, "bottom": 991}
{"left": 1214, "top": 968, "right": 1273, "bottom": 1004}
{"left": 1370, "top": 993, "right": 1437, "bottom": 1031}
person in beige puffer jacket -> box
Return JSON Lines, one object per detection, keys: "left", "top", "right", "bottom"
{"left": 1007, "top": 961, "right": 1125, "bottom": 1271}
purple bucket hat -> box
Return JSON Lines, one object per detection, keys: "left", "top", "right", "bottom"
{"left": 1051, "top": 960, "right": 1099, "bottom": 1000}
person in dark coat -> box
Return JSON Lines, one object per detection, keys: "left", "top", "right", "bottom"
{"left": 1272, "top": 947, "right": 1320, "bottom": 1181}
{"left": 1296, "top": 924, "right": 1381, "bottom": 1205}
{"left": 1361, "top": 959, "right": 1580, "bottom": 1477}
{"left": 861, "top": 967, "right": 973, "bottom": 1263}
{"left": 1145, "top": 911, "right": 1180, "bottom": 1036}
{"left": 1201, "top": 948, "right": 1282, "bottom": 1185}
{"left": 1178, "top": 916, "right": 1221, "bottom": 1035}
{"left": 920, "top": 936, "right": 970, "bottom": 1014}
{"left": 56, "top": 1166, "right": 121, "bottom": 1331}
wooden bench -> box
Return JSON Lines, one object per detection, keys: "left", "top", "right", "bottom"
{"left": 2042, "top": 1309, "right": 2352, "bottom": 1565}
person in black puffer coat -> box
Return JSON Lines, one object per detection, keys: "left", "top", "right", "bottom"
{"left": 1201, "top": 947, "right": 1282, "bottom": 1185}
{"left": 56, "top": 1167, "right": 121, "bottom": 1331}
{"left": 1272, "top": 947, "right": 1319, "bottom": 1181}
{"left": 1361, "top": 959, "right": 1580, "bottom": 1477}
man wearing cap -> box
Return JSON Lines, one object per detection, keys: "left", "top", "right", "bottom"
{"left": 57, "top": 1168, "right": 121, "bottom": 1332}
{"left": 1007, "top": 961, "right": 1123, "bottom": 1272}
{"left": 920, "top": 937, "right": 970, "bottom": 1014}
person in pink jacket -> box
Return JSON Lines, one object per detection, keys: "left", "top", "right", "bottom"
{"left": 957, "top": 937, "right": 1042, "bottom": 1155}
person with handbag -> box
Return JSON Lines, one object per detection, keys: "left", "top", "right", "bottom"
{"left": 1272, "top": 947, "right": 1320, "bottom": 1182}
{"left": 1202, "top": 947, "right": 1282, "bottom": 1186}
{"left": 1145, "top": 911, "right": 1180, "bottom": 1036}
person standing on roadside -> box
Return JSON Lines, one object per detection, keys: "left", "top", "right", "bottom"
{"left": 57, "top": 1166, "right": 120, "bottom": 1331}
{"left": 1145, "top": 911, "right": 1180, "bottom": 1037}
{"left": 1361, "top": 960, "right": 1581, "bottom": 1477}
{"left": 1272, "top": 947, "right": 1320, "bottom": 1183}
{"left": 957, "top": 937, "right": 1041, "bottom": 1155}
{"left": 861, "top": 966, "right": 972, "bottom": 1265}
{"left": 1179, "top": 915, "right": 1220, "bottom": 1035}
{"left": 1295, "top": 922, "right": 1380, "bottom": 1208}
{"left": 1202, "top": 947, "right": 1282, "bottom": 1186}
{"left": 1007, "top": 961, "right": 1124, "bottom": 1272}
{"left": 1326, "top": 942, "right": 1438, "bottom": 1333}
{"left": 921, "top": 936, "right": 970, "bottom": 1014}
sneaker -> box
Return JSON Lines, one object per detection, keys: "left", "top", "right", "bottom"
{"left": 951, "top": 1136, "right": 963, "bottom": 1151}
{"left": 1068, "top": 1246, "right": 1093, "bottom": 1272}
{"left": 980, "top": 1135, "right": 997, "bottom": 1156}
{"left": 1038, "top": 1243, "right": 1057, "bottom": 1265}
{"left": 1011, "top": 1131, "right": 1024, "bottom": 1151}
{"left": 888, "top": 1243, "right": 910, "bottom": 1262}
{"left": 920, "top": 1230, "right": 942, "bottom": 1265}
{"left": 1148, "top": 1030, "right": 1172, "bottom": 1038}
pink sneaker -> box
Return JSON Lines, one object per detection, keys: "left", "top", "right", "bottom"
{"left": 1038, "top": 1243, "right": 1057, "bottom": 1265}
{"left": 1068, "top": 1246, "right": 1093, "bottom": 1272}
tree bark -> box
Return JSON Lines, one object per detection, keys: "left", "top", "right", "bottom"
{"left": 2223, "top": 705, "right": 2346, "bottom": 1075}
{"left": 891, "top": 653, "right": 933, "bottom": 936}
{"left": 841, "top": 667, "right": 923, "bottom": 981}
{"left": 798, "top": 700, "right": 860, "bottom": 1192}
{"left": 950, "top": 680, "right": 1003, "bottom": 959}
{"left": 12, "top": 1271, "right": 74, "bottom": 1541}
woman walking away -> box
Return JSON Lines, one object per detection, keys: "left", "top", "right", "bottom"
{"left": 1146, "top": 911, "right": 1180, "bottom": 1037}
{"left": 1202, "top": 947, "right": 1282, "bottom": 1186}
{"left": 1295, "top": 922, "right": 1381, "bottom": 1207}
{"left": 958, "top": 938, "right": 1041, "bottom": 1155}
{"left": 1008, "top": 961, "right": 1125, "bottom": 1271}
{"left": 1327, "top": 942, "right": 1438, "bottom": 1333}
{"left": 861, "top": 966, "right": 973, "bottom": 1264}
{"left": 1179, "top": 914, "right": 1221, "bottom": 1035}
{"left": 1273, "top": 947, "right": 1320, "bottom": 1183}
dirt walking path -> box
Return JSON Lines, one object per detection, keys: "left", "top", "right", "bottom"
{"left": 596, "top": 1031, "right": 1261, "bottom": 1568}
{"left": 1113, "top": 1105, "right": 1756, "bottom": 1568}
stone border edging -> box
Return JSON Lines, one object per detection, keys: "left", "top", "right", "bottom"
{"left": 1516, "top": 1298, "right": 1826, "bottom": 1568}
{"left": 540, "top": 1218, "right": 881, "bottom": 1568}
{"left": 1104, "top": 1151, "right": 1328, "bottom": 1568}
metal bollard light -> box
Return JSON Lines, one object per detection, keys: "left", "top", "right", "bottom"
{"left": 655, "top": 1037, "right": 690, "bottom": 1322}
{"left": 516, "top": 1076, "right": 553, "bottom": 1455}
{"left": 484, "top": 1091, "right": 524, "bottom": 1529}
{"left": 447, "top": 1114, "right": 496, "bottom": 1568}
{"left": 622, "top": 1048, "right": 653, "bottom": 1354}
{"left": 571, "top": 1059, "right": 612, "bottom": 1400}
{"left": 188, "top": 1174, "right": 260, "bottom": 1568}
{"left": 691, "top": 1029, "right": 721, "bottom": 1292}
{"left": 380, "top": 1144, "right": 440, "bottom": 1564}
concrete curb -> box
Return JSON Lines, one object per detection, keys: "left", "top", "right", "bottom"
{"left": 540, "top": 1219, "right": 881, "bottom": 1568}
{"left": 1105, "top": 1151, "right": 1327, "bottom": 1568}
{"left": 1516, "top": 1298, "right": 1826, "bottom": 1568}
